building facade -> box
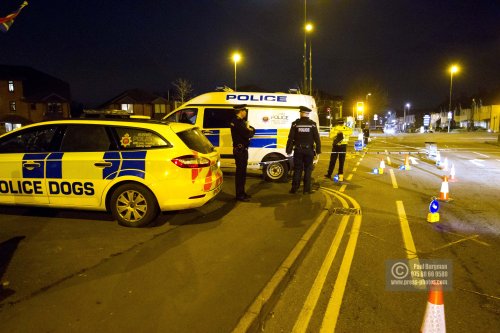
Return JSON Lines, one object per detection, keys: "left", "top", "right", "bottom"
{"left": 0, "top": 65, "right": 71, "bottom": 133}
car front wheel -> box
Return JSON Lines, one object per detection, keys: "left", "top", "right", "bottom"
{"left": 110, "top": 183, "right": 159, "bottom": 227}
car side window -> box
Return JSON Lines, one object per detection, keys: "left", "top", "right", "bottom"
{"left": 165, "top": 108, "right": 198, "bottom": 125}
{"left": 203, "top": 108, "right": 233, "bottom": 129}
{"left": 113, "top": 127, "right": 171, "bottom": 150}
{"left": 0, "top": 126, "right": 59, "bottom": 153}
{"left": 60, "top": 125, "right": 112, "bottom": 152}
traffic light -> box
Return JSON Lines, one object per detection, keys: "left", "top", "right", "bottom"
{"left": 356, "top": 101, "right": 364, "bottom": 120}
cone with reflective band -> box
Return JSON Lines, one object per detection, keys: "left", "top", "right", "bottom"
{"left": 442, "top": 158, "right": 449, "bottom": 171}
{"left": 421, "top": 281, "right": 446, "bottom": 333}
{"left": 449, "top": 163, "right": 456, "bottom": 181}
{"left": 379, "top": 159, "right": 385, "bottom": 174}
{"left": 438, "top": 176, "right": 450, "bottom": 201}
{"left": 435, "top": 151, "right": 441, "bottom": 166}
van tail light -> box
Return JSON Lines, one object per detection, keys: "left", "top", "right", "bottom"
{"left": 171, "top": 155, "right": 211, "bottom": 168}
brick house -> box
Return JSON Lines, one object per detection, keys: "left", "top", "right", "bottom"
{"left": 0, "top": 65, "right": 71, "bottom": 133}
{"left": 99, "top": 89, "right": 171, "bottom": 120}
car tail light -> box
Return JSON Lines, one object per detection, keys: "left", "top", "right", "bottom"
{"left": 171, "top": 155, "right": 211, "bottom": 168}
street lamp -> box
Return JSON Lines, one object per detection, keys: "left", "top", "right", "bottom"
{"left": 303, "top": 0, "right": 307, "bottom": 94}
{"left": 365, "top": 93, "right": 371, "bottom": 127}
{"left": 448, "top": 65, "right": 459, "bottom": 133}
{"left": 404, "top": 103, "right": 410, "bottom": 132}
{"left": 232, "top": 52, "right": 241, "bottom": 91}
{"left": 304, "top": 22, "right": 313, "bottom": 94}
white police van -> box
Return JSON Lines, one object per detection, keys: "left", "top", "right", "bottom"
{"left": 0, "top": 118, "right": 223, "bottom": 227}
{"left": 164, "top": 91, "right": 320, "bottom": 181}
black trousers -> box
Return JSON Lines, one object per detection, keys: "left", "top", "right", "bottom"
{"left": 233, "top": 147, "right": 248, "bottom": 198}
{"left": 291, "top": 149, "right": 314, "bottom": 192}
{"left": 327, "top": 144, "right": 347, "bottom": 176}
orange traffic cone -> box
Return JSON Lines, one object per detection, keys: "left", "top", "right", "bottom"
{"left": 421, "top": 281, "right": 446, "bottom": 333}
{"left": 438, "top": 176, "right": 450, "bottom": 201}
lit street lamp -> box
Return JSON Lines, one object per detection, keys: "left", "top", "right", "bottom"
{"left": 448, "top": 65, "right": 459, "bottom": 133}
{"left": 232, "top": 52, "right": 241, "bottom": 91}
{"left": 404, "top": 103, "right": 410, "bottom": 132}
{"left": 304, "top": 22, "right": 313, "bottom": 94}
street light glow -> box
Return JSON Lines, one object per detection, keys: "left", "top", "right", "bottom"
{"left": 232, "top": 52, "right": 242, "bottom": 91}
{"left": 450, "top": 65, "right": 459, "bottom": 74}
{"left": 305, "top": 23, "right": 313, "bottom": 32}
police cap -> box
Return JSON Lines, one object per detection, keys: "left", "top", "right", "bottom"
{"left": 234, "top": 104, "right": 248, "bottom": 112}
{"left": 299, "top": 106, "right": 312, "bottom": 113}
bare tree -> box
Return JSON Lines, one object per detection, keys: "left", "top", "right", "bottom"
{"left": 172, "top": 78, "right": 194, "bottom": 104}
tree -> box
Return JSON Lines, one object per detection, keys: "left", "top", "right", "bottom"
{"left": 172, "top": 78, "right": 193, "bottom": 104}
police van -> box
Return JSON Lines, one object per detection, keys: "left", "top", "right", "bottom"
{"left": 0, "top": 117, "right": 223, "bottom": 227}
{"left": 163, "top": 91, "right": 320, "bottom": 181}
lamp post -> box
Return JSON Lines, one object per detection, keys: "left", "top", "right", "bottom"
{"left": 365, "top": 93, "right": 371, "bottom": 128}
{"left": 448, "top": 65, "right": 459, "bottom": 133}
{"left": 304, "top": 22, "right": 313, "bottom": 94}
{"left": 404, "top": 103, "right": 410, "bottom": 132}
{"left": 232, "top": 52, "right": 241, "bottom": 91}
{"left": 303, "top": 0, "right": 307, "bottom": 94}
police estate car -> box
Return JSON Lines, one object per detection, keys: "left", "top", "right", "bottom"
{"left": 0, "top": 118, "right": 223, "bottom": 227}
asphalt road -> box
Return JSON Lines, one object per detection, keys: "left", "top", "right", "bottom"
{"left": 0, "top": 131, "right": 499, "bottom": 332}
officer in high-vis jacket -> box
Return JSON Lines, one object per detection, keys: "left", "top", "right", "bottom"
{"left": 286, "top": 106, "right": 321, "bottom": 194}
{"left": 325, "top": 118, "right": 353, "bottom": 182}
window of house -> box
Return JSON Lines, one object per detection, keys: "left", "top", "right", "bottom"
{"left": 9, "top": 101, "right": 16, "bottom": 112}
{"left": 48, "top": 103, "right": 62, "bottom": 113}
{"left": 121, "top": 104, "right": 133, "bottom": 113}
{"left": 154, "top": 104, "right": 166, "bottom": 114}
{"left": 8, "top": 81, "right": 14, "bottom": 92}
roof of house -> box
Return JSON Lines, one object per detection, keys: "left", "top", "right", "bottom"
{"left": 100, "top": 89, "right": 168, "bottom": 108}
{"left": 0, "top": 64, "right": 71, "bottom": 102}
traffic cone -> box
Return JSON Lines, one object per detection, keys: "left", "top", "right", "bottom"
{"left": 449, "top": 163, "right": 456, "bottom": 181}
{"left": 438, "top": 176, "right": 451, "bottom": 201}
{"left": 404, "top": 154, "right": 411, "bottom": 170}
{"left": 379, "top": 159, "right": 385, "bottom": 174}
{"left": 435, "top": 151, "right": 441, "bottom": 167}
{"left": 421, "top": 281, "right": 446, "bottom": 333}
{"left": 441, "top": 158, "right": 449, "bottom": 171}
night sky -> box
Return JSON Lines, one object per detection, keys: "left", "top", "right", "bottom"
{"left": 1, "top": 1, "right": 499, "bottom": 110}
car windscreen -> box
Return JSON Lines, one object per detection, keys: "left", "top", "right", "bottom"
{"left": 176, "top": 128, "right": 214, "bottom": 154}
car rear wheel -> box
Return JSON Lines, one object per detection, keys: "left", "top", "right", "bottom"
{"left": 262, "top": 155, "right": 289, "bottom": 182}
{"left": 110, "top": 183, "right": 159, "bottom": 227}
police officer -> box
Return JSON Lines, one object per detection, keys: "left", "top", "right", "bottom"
{"left": 325, "top": 118, "right": 353, "bottom": 182}
{"left": 286, "top": 106, "right": 321, "bottom": 194}
{"left": 230, "top": 104, "right": 255, "bottom": 202}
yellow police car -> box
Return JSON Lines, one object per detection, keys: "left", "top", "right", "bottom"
{"left": 0, "top": 118, "right": 223, "bottom": 227}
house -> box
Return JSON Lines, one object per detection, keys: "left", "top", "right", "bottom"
{"left": 0, "top": 65, "right": 71, "bottom": 133}
{"left": 99, "top": 89, "right": 171, "bottom": 120}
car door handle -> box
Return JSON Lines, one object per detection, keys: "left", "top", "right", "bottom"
{"left": 22, "top": 161, "right": 41, "bottom": 169}
{"left": 202, "top": 130, "right": 213, "bottom": 134}
{"left": 94, "top": 161, "right": 113, "bottom": 168}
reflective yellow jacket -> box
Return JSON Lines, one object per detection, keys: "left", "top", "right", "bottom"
{"left": 329, "top": 125, "right": 353, "bottom": 145}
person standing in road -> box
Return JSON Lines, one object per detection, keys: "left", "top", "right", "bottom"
{"left": 325, "top": 118, "right": 353, "bottom": 181}
{"left": 230, "top": 104, "right": 255, "bottom": 202}
{"left": 286, "top": 106, "right": 321, "bottom": 194}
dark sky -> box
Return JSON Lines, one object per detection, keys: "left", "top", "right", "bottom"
{"left": 1, "top": 0, "right": 499, "bottom": 110}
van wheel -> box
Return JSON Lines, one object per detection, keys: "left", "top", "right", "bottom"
{"left": 263, "top": 156, "right": 289, "bottom": 182}
{"left": 110, "top": 184, "right": 159, "bottom": 227}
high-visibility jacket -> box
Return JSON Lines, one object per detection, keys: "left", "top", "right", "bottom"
{"left": 329, "top": 125, "right": 353, "bottom": 145}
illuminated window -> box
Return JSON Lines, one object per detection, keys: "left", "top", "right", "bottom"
{"left": 9, "top": 101, "right": 16, "bottom": 112}
{"left": 47, "top": 102, "right": 62, "bottom": 113}
{"left": 121, "top": 104, "right": 133, "bottom": 113}
{"left": 8, "top": 81, "right": 14, "bottom": 92}
{"left": 154, "top": 104, "right": 166, "bottom": 114}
